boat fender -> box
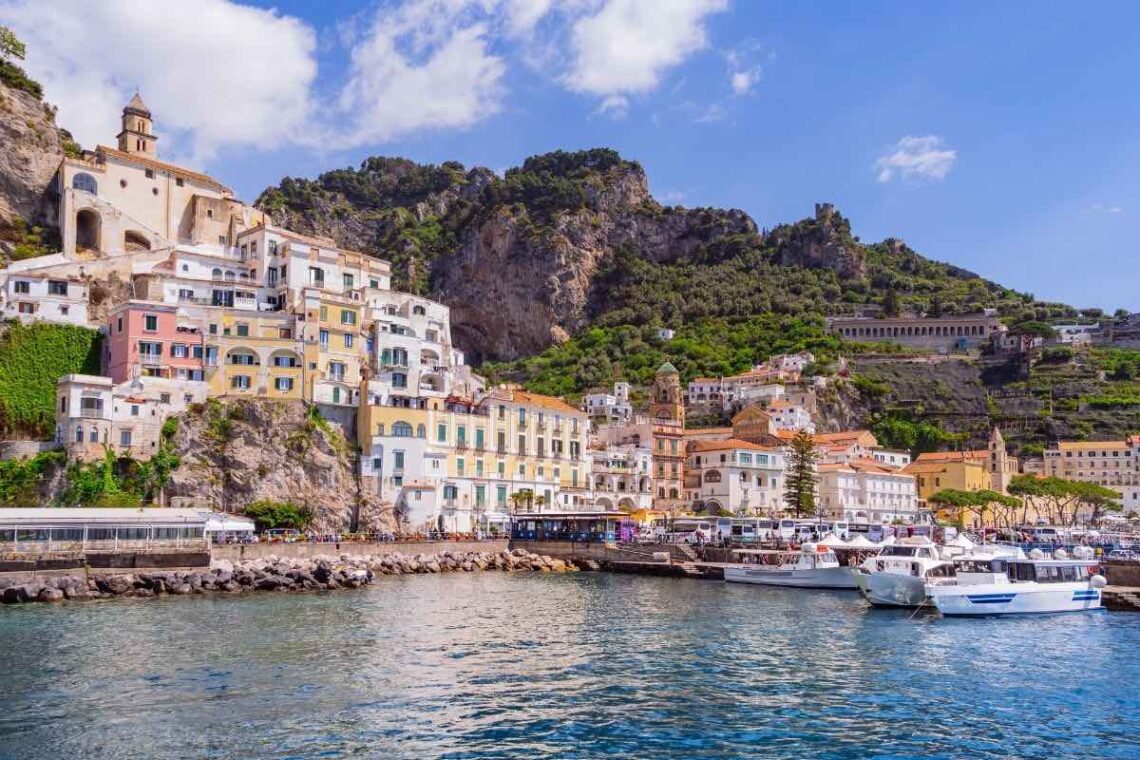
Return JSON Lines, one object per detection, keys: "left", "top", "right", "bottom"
{"left": 1090, "top": 574, "right": 1107, "bottom": 589}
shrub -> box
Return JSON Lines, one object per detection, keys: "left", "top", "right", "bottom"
{"left": 0, "top": 322, "right": 102, "bottom": 438}
{"left": 244, "top": 500, "right": 310, "bottom": 530}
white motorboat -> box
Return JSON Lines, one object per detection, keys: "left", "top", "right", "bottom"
{"left": 724, "top": 544, "right": 856, "bottom": 589}
{"left": 855, "top": 538, "right": 1025, "bottom": 608}
{"left": 854, "top": 537, "right": 956, "bottom": 607}
{"left": 926, "top": 552, "right": 1107, "bottom": 616}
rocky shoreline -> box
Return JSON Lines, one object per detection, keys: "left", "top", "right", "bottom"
{"left": 0, "top": 549, "right": 598, "bottom": 605}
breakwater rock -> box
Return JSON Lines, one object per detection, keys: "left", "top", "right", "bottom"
{"left": 0, "top": 549, "right": 593, "bottom": 605}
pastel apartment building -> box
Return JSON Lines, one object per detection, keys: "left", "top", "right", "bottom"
{"left": 1, "top": 272, "right": 90, "bottom": 326}
{"left": 684, "top": 439, "right": 786, "bottom": 516}
{"left": 1044, "top": 438, "right": 1140, "bottom": 513}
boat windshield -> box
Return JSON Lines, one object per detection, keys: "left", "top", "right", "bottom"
{"left": 958, "top": 559, "right": 1007, "bottom": 574}
{"left": 1008, "top": 562, "right": 1087, "bottom": 583}
{"left": 879, "top": 546, "right": 918, "bottom": 557}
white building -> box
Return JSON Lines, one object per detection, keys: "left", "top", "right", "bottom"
{"left": 656, "top": 327, "right": 676, "bottom": 341}
{"left": 1, "top": 272, "right": 90, "bottom": 326}
{"left": 591, "top": 444, "right": 653, "bottom": 512}
{"left": 817, "top": 459, "right": 920, "bottom": 524}
{"left": 871, "top": 448, "right": 912, "bottom": 468}
{"left": 685, "top": 439, "right": 786, "bottom": 516}
{"left": 765, "top": 399, "right": 815, "bottom": 433}
{"left": 55, "top": 374, "right": 208, "bottom": 461}
{"left": 582, "top": 381, "right": 633, "bottom": 423}
{"left": 1051, "top": 323, "right": 1100, "bottom": 345}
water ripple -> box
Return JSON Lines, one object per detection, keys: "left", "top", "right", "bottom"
{"left": 1, "top": 573, "right": 1139, "bottom": 758}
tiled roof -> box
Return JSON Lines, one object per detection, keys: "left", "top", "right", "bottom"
{"left": 1057, "top": 440, "right": 1129, "bottom": 451}
{"left": 95, "top": 145, "right": 228, "bottom": 191}
{"left": 689, "top": 438, "right": 777, "bottom": 453}
{"left": 510, "top": 390, "right": 581, "bottom": 414}
{"left": 914, "top": 450, "right": 987, "bottom": 463}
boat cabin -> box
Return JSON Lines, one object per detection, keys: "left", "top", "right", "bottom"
{"left": 953, "top": 558, "right": 1097, "bottom": 586}
{"left": 732, "top": 546, "right": 840, "bottom": 570}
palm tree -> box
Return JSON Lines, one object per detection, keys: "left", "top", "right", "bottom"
{"left": 535, "top": 494, "right": 548, "bottom": 512}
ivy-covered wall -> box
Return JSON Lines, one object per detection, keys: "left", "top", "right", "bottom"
{"left": 0, "top": 321, "right": 102, "bottom": 439}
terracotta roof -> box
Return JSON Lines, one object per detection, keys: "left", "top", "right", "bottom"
{"left": 95, "top": 145, "right": 228, "bottom": 191}
{"left": 767, "top": 399, "right": 795, "bottom": 410}
{"left": 901, "top": 462, "right": 951, "bottom": 474}
{"left": 846, "top": 458, "right": 903, "bottom": 474}
{"left": 510, "top": 390, "right": 581, "bottom": 415}
{"left": 1057, "top": 440, "right": 1130, "bottom": 451}
{"left": 914, "top": 450, "right": 987, "bottom": 463}
{"left": 684, "top": 427, "right": 733, "bottom": 437}
{"left": 689, "top": 438, "right": 777, "bottom": 453}
{"left": 813, "top": 430, "right": 873, "bottom": 444}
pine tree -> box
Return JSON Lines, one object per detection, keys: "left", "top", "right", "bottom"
{"left": 783, "top": 429, "right": 818, "bottom": 518}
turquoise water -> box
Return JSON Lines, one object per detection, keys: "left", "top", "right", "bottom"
{"left": 1, "top": 572, "right": 1139, "bottom": 759}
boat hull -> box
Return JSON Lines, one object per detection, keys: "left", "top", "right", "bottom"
{"left": 724, "top": 565, "right": 857, "bottom": 590}
{"left": 866, "top": 573, "right": 928, "bottom": 608}
{"left": 929, "top": 583, "right": 1102, "bottom": 616}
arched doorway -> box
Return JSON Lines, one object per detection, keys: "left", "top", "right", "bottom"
{"left": 124, "top": 230, "right": 151, "bottom": 251}
{"left": 76, "top": 209, "right": 100, "bottom": 250}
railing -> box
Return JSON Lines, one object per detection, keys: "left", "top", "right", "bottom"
{"left": 78, "top": 408, "right": 105, "bottom": 419}
{"left": 140, "top": 354, "right": 163, "bottom": 366}
{"left": 456, "top": 441, "right": 469, "bottom": 450}
{"left": 536, "top": 420, "right": 547, "bottom": 431}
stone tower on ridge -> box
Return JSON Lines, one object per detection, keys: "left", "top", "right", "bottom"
{"left": 117, "top": 92, "right": 157, "bottom": 157}
{"left": 650, "top": 362, "right": 684, "bottom": 428}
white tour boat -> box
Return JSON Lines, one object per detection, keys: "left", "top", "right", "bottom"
{"left": 854, "top": 537, "right": 957, "bottom": 607}
{"left": 724, "top": 544, "right": 857, "bottom": 590}
{"left": 926, "top": 552, "right": 1107, "bottom": 616}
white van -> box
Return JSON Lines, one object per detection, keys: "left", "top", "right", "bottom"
{"left": 777, "top": 519, "right": 797, "bottom": 540}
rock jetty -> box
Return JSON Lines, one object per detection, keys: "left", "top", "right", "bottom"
{"left": 0, "top": 549, "right": 596, "bottom": 605}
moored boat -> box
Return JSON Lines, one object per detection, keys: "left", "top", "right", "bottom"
{"left": 854, "top": 537, "right": 955, "bottom": 607}
{"left": 926, "top": 553, "right": 1107, "bottom": 616}
{"left": 724, "top": 544, "right": 857, "bottom": 590}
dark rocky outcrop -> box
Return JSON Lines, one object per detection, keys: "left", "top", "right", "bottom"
{"left": 0, "top": 549, "right": 588, "bottom": 605}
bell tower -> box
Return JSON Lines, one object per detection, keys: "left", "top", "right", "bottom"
{"left": 650, "top": 362, "right": 684, "bottom": 427}
{"left": 117, "top": 92, "right": 157, "bottom": 157}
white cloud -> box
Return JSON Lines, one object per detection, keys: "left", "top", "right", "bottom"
{"left": 0, "top": 0, "right": 317, "bottom": 162}
{"left": 594, "top": 95, "right": 630, "bottom": 120}
{"left": 724, "top": 42, "right": 766, "bottom": 96}
{"left": 503, "top": 0, "right": 555, "bottom": 38}
{"left": 1087, "top": 203, "right": 1124, "bottom": 214}
{"left": 730, "top": 69, "right": 759, "bottom": 95}
{"left": 874, "top": 135, "right": 957, "bottom": 182}
{"left": 335, "top": 1, "right": 507, "bottom": 147}
{"left": 564, "top": 0, "right": 728, "bottom": 101}
{"left": 693, "top": 103, "right": 727, "bottom": 123}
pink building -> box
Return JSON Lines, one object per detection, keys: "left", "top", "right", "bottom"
{"left": 107, "top": 301, "right": 205, "bottom": 383}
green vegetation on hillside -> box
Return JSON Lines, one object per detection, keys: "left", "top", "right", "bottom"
{"left": 0, "top": 322, "right": 102, "bottom": 438}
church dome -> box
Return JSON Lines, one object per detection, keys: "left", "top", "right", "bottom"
{"left": 655, "top": 362, "right": 679, "bottom": 376}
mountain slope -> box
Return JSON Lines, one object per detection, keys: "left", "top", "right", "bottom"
{"left": 255, "top": 149, "right": 1080, "bottom": 375}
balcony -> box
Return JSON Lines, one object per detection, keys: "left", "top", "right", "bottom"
{"left": 536, "top": 420, "right": 547, "bottom": 431}
{"left": 497, "top": 445, "right": 508, "bottom": 454}
{"left": 456, "top": 440, "right": 469, "bottom": 451}
{"left": 139, "top": 354, "right": 163, "bottom": 366}
{"left": 234, "top": 296, "right": 257, "bottom": 311}
{"left": 78, "top": 407, "right": 105, "bottom": 419}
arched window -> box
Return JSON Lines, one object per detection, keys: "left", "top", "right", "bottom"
{"left": 416, "top": 424, "right": 426, "bottom": 438}
{"left": 75, "top": 426, "right": 83, "bottom": 443}
{"left": 92, "top": 428, "right": 100, "bottom": 443}
{"left": 704, "top": 470, "right": 722, "bottom": 483}
{"left": 72, "top": 173, "right": 98, "bottom": 194}
{"left": 212, "top": 268, "right": 223, "bottom": 279}
{"left": 658, "top": 487, "right": 665, "bottom": 498}
{"left": 392, "top": 421, "right": 413, "bottom": 437}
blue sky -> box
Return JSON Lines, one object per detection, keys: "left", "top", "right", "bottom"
{"left": 5, "top": 0, "right": 1138, "bottom": 310}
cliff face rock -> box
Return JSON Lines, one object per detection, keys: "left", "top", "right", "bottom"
{"left": 166, "top": 399, "right": 394, "bottom": 533}
{"left": 0, "top": 78, "right": 68, "bottom": 244}
{"left": 258, "top": 151, "right": 756, "bottom": 361}
{"left": 767, "top": 208, "right": 867, "bottom": 281}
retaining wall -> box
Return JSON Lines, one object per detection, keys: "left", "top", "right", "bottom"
{"left": 213, "top": 540, "right": 508, "bottom": 561}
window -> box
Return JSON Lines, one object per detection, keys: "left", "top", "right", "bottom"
{"left": 75, "top": 426, "right": 83, "bottom": 443}
{"left": 160, "top": 393, "right": 171, "bottom": 404}
{"left": 518, "top": 435, "right": 526, "bottom": 455}
{"left": 413, "top": 305, "right": 426, "bottom": 316}
{"left": 273, "top": 354, "right": 296, "bottom": 367}
{"left": 457, "top": 459, "right": 465, "bottom": 476}
{"left": 518, "top": 463, "right": 526, "bottom": 476}
{"left": 13, "top": 280, "right": 29, "bottom": 294}
{"left": 394, "top": 451, "right": 405, "bottom": 469}
{"left": 236, "top": 323, "right": 249, "bottom": 337}
{"left": 476, "top": 485, "right": 486, "bottom": 505}
{"left": 144, "top": 314, "right": 158, "bottom": 332}
{"left": 117, "top": 317, "right": 123, "bottom": 332}
{"left": 444, "top": 485, "right": 458, "bottom": 501}
{"left": 48, "top": 280, "right": 68, "bottom": 296}
{"left": 319, "top": 330, "right": 329, "bottom": 349}
{"left": 392, "top": 372, "right": 407, "bottom": 389}
{"left": 275, "top": 377, "right": 294, "bottom": 392}
{"left": 328, "top": 362, "right": 346, "bottom": 381}
{"left": 416, "top": 424, "right": 426, "bottom": 438}
{"left": 438, "top": 424, "right": 449, "bottom": 444}
{"left": 120, "top": 430, "right": 133, "bottom": 447}
{"left": 231, "top": 376, "right": 251, "bottom": 390}
{"left": 17, "top": 302, "right": 34, "bottom": 314}
{"left": 393, "top": 476, "right": 403, "bottom": 487}
{"left": 393, "top": 422, "right": 413, "bottom": 438}
{"left": 341, "top": 309, "right": 356, "bottom": 326}
{"left": 90, "top": 428, "right": 99, "bottom": 443}
{"left": 309, "top": 267, "right": 325, "bottom": 286}
{"left": 498, "top": 460, "right": 505, "bottom": 476}
{"left": 320, "top": 305, "right": 328, "bottom": 321}
{"left": 370, "top": 279, "right": 379, "bottom": 289}
{"left": 230, "top": 352, "right": 256, "bottom": 366}
{"left": 171, "top": 344, "right": 189, "bottom": 358}
{"left": 343, "top": 273, "right": 354, "bottom": 289}
{"left": 343, "top": 334, "right": 354, "bottom": 348}
{"left": 72, "top": 173, "right": 97, "bottom": 194}
{"left": 268, "top": 240, "right": 278, "bottom": 255}
{"left": 497, "top": 485, "right": 507, "bottom": 505}
{"left": 176, "top": 177, "right": 184, "bottom": 187}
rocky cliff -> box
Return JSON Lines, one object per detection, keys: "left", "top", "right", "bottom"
{"left": 165, "top": 399, "right": 393, "bottom": 533}
{"left": 0, "top": 73, "right": 75, "bottom": 255}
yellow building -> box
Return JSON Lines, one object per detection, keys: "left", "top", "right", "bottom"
{"left": 203, "top": 311, "right": 305, "bottom": 401}
{"left": 358, "top": 386, "right": 592, "bottom": 533}
{"left": 903, "top": 459, "right": 991, "bottom": 526}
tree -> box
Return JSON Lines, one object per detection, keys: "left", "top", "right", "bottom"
{"left": 928, "top": 489, "right": 1020, "bottom": 529}
{"left": 783, "top": 429, "right": 818, "bottom": 518}
{"left": 1008, "top": 475, "right": 1121, "bottom": 526}
{"left": 244, "top": 500, "right": 310, "bottom": 531}
{"left": 927, "top": 295, "right": 944, "bottom": 318}
{"left": 883, "top": 287, "right": 901, "bottom": 317}
{"left": 0, "top": 26, "right": 26, "bottom": 63}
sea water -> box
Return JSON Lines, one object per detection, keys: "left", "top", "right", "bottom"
{"left": 1, "top": 572, "right": 1138, "bottom": 759}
